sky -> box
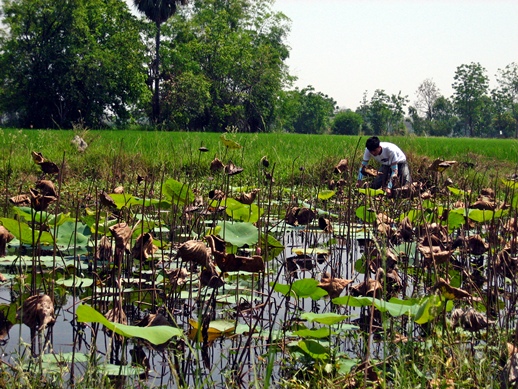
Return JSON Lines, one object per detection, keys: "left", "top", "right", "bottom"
{"left": 125, "top": 0, "right": 518, "bottom": 111}
{"left": 271, "top": 0, "right": 518, "bottom": 110}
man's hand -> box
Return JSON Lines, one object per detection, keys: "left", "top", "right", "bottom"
{"left": 385, "top": 188, "right": 392, "bottom": 196}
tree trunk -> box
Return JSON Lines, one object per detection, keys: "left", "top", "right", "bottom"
{"left": 153, "top": 22, "right": 161, "bottom": 124}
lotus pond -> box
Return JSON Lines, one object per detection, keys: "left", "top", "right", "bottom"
{"left": 1, "top": 138, "right": 518, "bottom": 388}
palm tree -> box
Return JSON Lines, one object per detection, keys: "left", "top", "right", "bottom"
{"left": 133, "top": 0, "right": 188, "bottom": 124}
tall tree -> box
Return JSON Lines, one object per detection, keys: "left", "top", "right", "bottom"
{"left": 133, "top": 0, "right": 188, "bottom": 124}
{"left": 0, "top": 0, "right": 148, "bottom": 128}
{"left": 495, "top": 63, "right": 518, "bottom": 137}
{"left": 452, "top": 62, "right": 489, "bottom": 137}
{"left": 414, "top": 78, "right": 440, "bottom": 121}
{"left": 359, "top": 90, "right": 408, "bottom": 135}
{"left": 159, "top": 0, "right": 291, "bottom": 132}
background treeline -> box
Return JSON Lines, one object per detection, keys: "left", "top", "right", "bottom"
{"left": 0, "top": 0, "right": 516, "bottom": 137}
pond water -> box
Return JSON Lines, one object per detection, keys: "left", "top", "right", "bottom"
{"left": 0, "top": 226, "right": 384, "bottom": 388}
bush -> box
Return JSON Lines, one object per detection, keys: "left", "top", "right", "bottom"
{"left": 331, "top": 111, "right": 363, "bottom": 135}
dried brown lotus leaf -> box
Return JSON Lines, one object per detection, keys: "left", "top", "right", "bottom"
{"left": 296, "top": 207, "right": 315, "bottom": 225}
{"left": 176, "top": 239, "right": 210, "bottom": 267}
{"left": 109, "top": 222, "right": 133, "bottom": 250}
{"left": 433, "top": 277, "right": 473, "bottom": 300}
{"left": 428, "top": 158, "right": 457, "bottom": 172}
{"left": 377, "top": 212, "right": 393, "bottom": 224}
{"left": 17, "top": 294, "right": 55, "bottom": 331}
{"left": 224, "top": 161, "right": 244, "bottom": 176}
{"left": 113, "top": 186, "right": 124, "bottom": 194}
{"left": 480, "top": 187, "right": 495, "bottom": 198}
{"left": 131, "top": 232, "right": 158, "bottom": 260}
{"left": 0, "top": 226, "right": 14, "bottom": 257}
{"left": 9, "top": 194, "right": 30, "bottom": 206}
{"left": 38, "top": 161, "right": 60, "bottom": 175}
{"left": 95, "top": 235, "right": 113, "bottom": 262}
{"left": 350, "top": 278, "right": 382, "bottom": 297}
{"left": 450, "top": 307, "right": 494, "bottom": 332}
{"left": 35, "top": 179, "right": 57, "bottom": 197}
{"left": 470, "top": 199, "right": 496, "bottom": 210}
{"left": 210, "top": 158, "right": 225, "bottom": 172}
{"left": 100, "top": 190, "right": 117, "bottom": 208}
{"left": 397, "top": 216, "right": 413, "bottom": 241}
{"left": 235, "top": 188, "right": 260, "bottom": 205}
{"left": 31, "top": 151, "right": 45, "bottom": 164}
{"left": 318, "top": 217, "right": 333, "bottom": 233}
{"left": 420, "top": 190, "right": 432, "bottom": 199}
{"left": 208, "top": 189, "right": 225, "bottom": 200}
{"left": 318, "top": 273, "right": 352, "bottom": 299}
{"left": 467, "top": 234, "right": 489, "bottom": 255}
{"left": 333, "top": 158, "right": 348, "bottom": 174}
{"left": 285, "top": 207, "right": 299, "bottom": 226}
{"left": 29, "top": 188, "right": 57, "bottom": 211}
{"left": 165, "top": 268, "right": 190, "bottom": 287}
{"left": 214, "top": 252, "right": 265, "bottom": 273}
{"left": 200, "top": 263, "right": 224, "bottom": 288}
{"left": 361, "top": 166, "right": 378, "bottom": 177}
{"left": 137, "top": 313, "right": 170, "bottom": 327}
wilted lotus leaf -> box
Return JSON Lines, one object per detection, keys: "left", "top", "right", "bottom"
{"left": 207, "top": 235, "right": 264, "bottom": 273}
{"left": 261, "top": 156, "right": 269, "bottom": 167}
{"left": 480, "top": 187, "right": 495, "bottom": 198}
{"left": 450, "top": 307, "right": 495, "bottom": 332}
{"left": 504, "top": 218, "right": 518, "bottom": 233}
{"left": 318, "top": 217, "right": 332, "bottom": 233}
{"left": 297, "top": 207, "right": 315, "bottom": 225}
{"left": 235, "top": 188, "right": 260, "bottom": 205}
{"left": 31, "top": 151, "right": 45, "bottom": 164}
{"left": 285, "top": 207, "right": 315, "bottom": 226}
{"left": 495, "top": 249, "right": 518, "bottom": 278}
{"left": 384, "top": 268, "right": 402, "bottom": 296}
{"left": 467, "top": 235, "right": 489, "bottom": 255}
{"left": 38, "top": 160, "right": 60, "bottom": 175}
{"left": 131, "top": 232, "right": 158, "bottom": 260}
{"left": 165, "top": 268, "right": 191, "bottom": 287}
{"left": 29, "top": 188, "right": 57, "bottom": 211}
{"left": 199, "top": 146, "right": 209, "bottom": 152}
{"left": 109, "top": 222, "right": 133, "bottom": 251}
{"left": 176, "top": 239, "right": 210, "bottom": 267}
{"left": 137, "top": 313, "right": 170, "bottom": 328}
{"left": 17, "top": 294, "right": 55, "bottom": 331}
{"left": 95, "top": 235, "right": 113, "bottom": 262}
{"left": 208, "top": 189, "right": 225, "bottom": 200}
{"left": 377, "top": 222, "right": 394, "bottom": 238}
{"left": 333, "top": 158, "right": 348, "bottom": 174}
{"left": 35, "top": 179, "right": 57, "bottom": 197}
{"left": 210, "top": 158, "right": 225, "bottom": 172}
{"left": 215, "top": 253, "right": 265, "bottom": 273}
{"left": 428, "top": 158, "right": 457, "bottom": 172}
{"left": 418, "top": 243, "right": 452, "bottom": 266}
{"left": 350, "top": 277, "right": 382, "bottom": 298}
{"left": 361, "top": 166, "right": 378, "bottom": 177}
{"left": 200, "top": 263, "right": 224, "bottom": 288}
{"left": 420, "top": 190, "right": 432, "bottom": 199}
{"left": 433, "top": 278, "right": 473, "bottom": 300}
{"left": 100, "top": 190, "right": 117, "bottom": 209}
{"left": 376, "top": 212, "right": 393, "bottom": 224}
{"left": 9, "top": 194, "right": 30, "bottom": 206}
{"left": 113, "top": 186, "right": 124, "bottom": 194}
{"left": 0, "top": 226, "right": 14, "bottom": 257}
{"left": 397, "top": 216, "right": 413, "bottom": 241}
{"left": 318, "top": 272, "right": 352, "bottom": 299}
{"left": 103, "top": 304, "right": 127, "bottom": 341}
{"left": 503, "top": 350, "right": 518, "bottom": 388}
{"left": 0, "top": 310, "right": 13, "bottom": 340}
{"left": 470, "top": 197, "right": 496, "bottom": 210}
{"left": 224, "top": 161, "right": 244, "bottom": 176}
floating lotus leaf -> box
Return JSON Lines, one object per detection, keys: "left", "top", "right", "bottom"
{"left": 301, "top": 312, "right": 349, "bottom": 326}
{"left": 76, "top": 304, "right": 182, "bottom": 345}
{"left": 214, "top": 221, "right": 258, "bottom": 247}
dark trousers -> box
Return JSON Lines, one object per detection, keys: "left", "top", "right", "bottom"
{"left": 371, "top": 162, "right": 411, "bottom": 189}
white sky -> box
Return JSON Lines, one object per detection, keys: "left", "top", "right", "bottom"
{"left": 272, "top": 0, "right": 518, "bottom": 110}
{"left": 125, "top": 0, "right": 518, "bottom": 111}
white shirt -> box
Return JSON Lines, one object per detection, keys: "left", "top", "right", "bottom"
{"left": 361, "top": 142, "right": 406, "bottom": 166}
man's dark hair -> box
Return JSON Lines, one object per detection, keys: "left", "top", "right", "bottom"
{"left": 366, "top": 136, "right": 380, "bottom": 152}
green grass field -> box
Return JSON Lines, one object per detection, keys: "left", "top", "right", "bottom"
{"left": 1, "top": 128, "right": 518, "bottom": 193}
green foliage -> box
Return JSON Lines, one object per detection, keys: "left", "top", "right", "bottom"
{"left": 0, "top": 0, "right": 149, "bottom": 128}
{"left": 331, "top": 110, "right": 363, "bottom": 135}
